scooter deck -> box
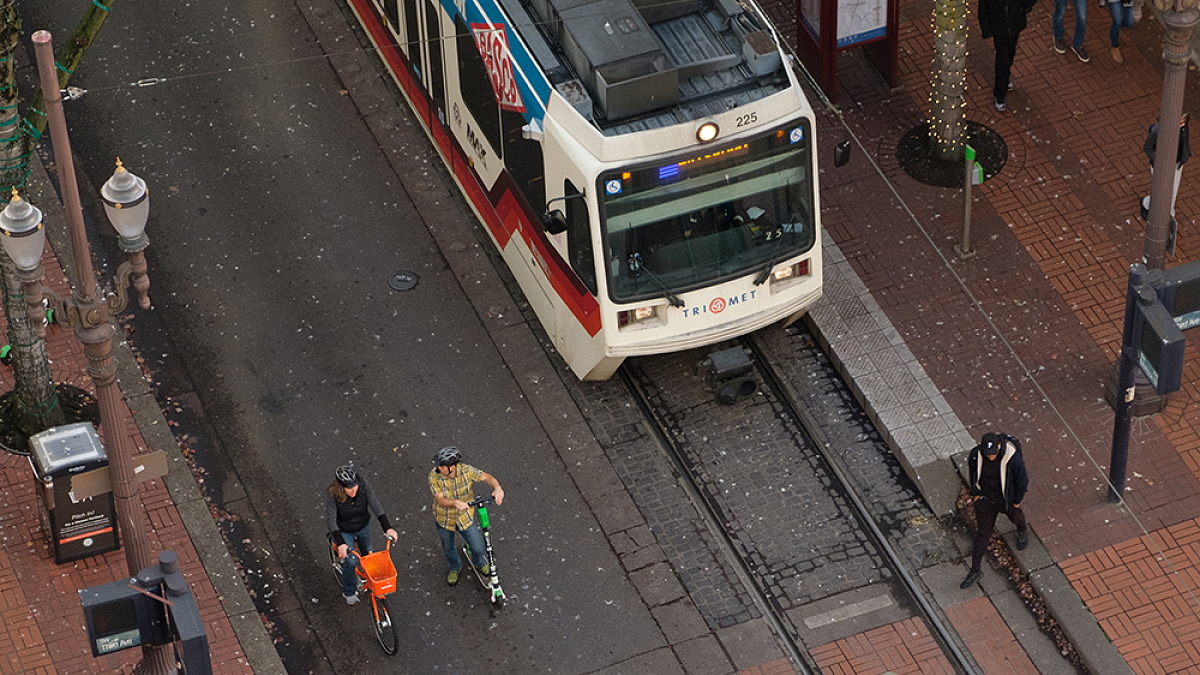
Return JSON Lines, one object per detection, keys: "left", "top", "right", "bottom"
{"left": 461, "top": 545, "right": 505, "bottom": 606}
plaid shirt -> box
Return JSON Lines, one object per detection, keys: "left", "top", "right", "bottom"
{"left": 429, "top": 463, "right": 484, "bottom": 530}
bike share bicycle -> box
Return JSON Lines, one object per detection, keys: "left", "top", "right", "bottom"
{"left": 461, "top": 495, "right": 505, "bottom": 607}
{"left": 328, "top": 533, "right": 399, "bottom": 654}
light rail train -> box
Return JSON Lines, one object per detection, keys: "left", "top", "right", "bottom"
{"left": 348, "top": 0, "right": 841, "bottom": 379}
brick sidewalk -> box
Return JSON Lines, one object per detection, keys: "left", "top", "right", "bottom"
{"left": 758, "top": 0, "right": 1200, "bottom": 670}
{"left": 0, "top": 238, "right": 253, "bottom": 672}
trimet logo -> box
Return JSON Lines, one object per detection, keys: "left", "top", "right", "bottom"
{"left": 683, "top": 290, "right": 758, "bottom": 317}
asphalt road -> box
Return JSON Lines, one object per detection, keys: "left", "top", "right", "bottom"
{"left": 14, "top": 1, "right": 663, "bottom": 672}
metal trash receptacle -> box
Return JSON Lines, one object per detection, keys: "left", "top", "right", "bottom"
{"left": 29, "top": 422, "right": 120, "bottom": 563}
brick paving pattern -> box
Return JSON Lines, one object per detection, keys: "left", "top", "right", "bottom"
{"left": 0, "top": 250, "right": 253, "bottom": 673}
{"left": 945, "top": 598, "right": 1040, "bottom": 674}
{"left": 1061, "top": 518, "right": 1200, "bottom": 674}
{"left": 810, "top": 616, "right": 954, "bottom": 674}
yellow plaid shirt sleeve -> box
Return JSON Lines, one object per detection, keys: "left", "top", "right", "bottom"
{"left": 429, "top": 464, "right": 484, "bottom": 530}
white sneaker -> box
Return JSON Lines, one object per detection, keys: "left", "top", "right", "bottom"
{"left": 344, "top": 593, "right": 359, "bottom": 605}
{"left": 995, "top": 100, "right": 1006, "bottom": 112}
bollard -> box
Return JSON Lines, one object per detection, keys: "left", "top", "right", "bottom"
{"left": 955, "top": 145, "right": 978, "bottom": 260}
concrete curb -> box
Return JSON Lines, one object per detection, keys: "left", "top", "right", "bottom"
{"left": 807, "top": 229, "right": 973, "bottom": 516}
{"left": 29, "top": 157, "right": 286, "bottom": 674}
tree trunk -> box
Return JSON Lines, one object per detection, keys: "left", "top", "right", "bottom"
{"left": 930, "top": 0, "right": 969, "bottom": 161}
{"left": 0, "top": 248, "right": 66, "bottom": 441}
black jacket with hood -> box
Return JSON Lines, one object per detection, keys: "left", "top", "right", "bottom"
{"left": 978, "top": 0, "right": 1037, "bottom": 39}
{"left": 967, "top": 433, "right": 1029, "bottom": 510}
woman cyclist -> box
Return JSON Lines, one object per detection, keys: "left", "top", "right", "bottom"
{"left": 325, "top": 466, "right": 398, "bottom": 604}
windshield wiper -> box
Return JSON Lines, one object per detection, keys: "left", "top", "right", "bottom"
{"left": 753, "top": 228, "right": 791, "bottom": 286}
{"left": 628, "top": 253, "right": 685, "bottom": 308}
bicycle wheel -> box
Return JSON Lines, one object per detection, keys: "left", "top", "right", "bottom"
{"left": 372, "top": 595, "right": 399, "bottom": 655}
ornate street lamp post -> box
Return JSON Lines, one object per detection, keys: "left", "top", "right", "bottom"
{"left": 0, "top": 30, "right": 171, "bottom": 674}
{"left": 1144, "top": 0, "right": 1200, "bottom": 269}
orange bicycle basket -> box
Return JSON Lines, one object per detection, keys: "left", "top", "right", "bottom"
{"left": 359, "top": 539, "right": 397, "bottom": 596}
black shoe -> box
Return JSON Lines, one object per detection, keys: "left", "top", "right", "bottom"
{"left": 960, "top": 570, "right": 983, "bottom": 589}
{"left": 1017, "top": 530, "right": 1029, "bottom": 551}
{"left": 1140, "top": 200, "right": 1149, "bottom": 220}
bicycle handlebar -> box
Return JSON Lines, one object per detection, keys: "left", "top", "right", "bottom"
{"left": 333, "top": 531, "right": 394, "bottom": 560}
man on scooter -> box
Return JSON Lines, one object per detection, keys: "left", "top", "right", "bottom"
{"left": 429, "top": 446, "right": 505, "bottom": 586}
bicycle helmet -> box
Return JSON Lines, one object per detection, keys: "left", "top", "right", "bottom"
{"left": 433, "top": 446, "right": 463, "bottom": 467}
{"left": 334, "top": 465, "right": 360, "bottom": 488}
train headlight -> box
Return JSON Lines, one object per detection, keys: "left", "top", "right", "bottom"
{"left": 618, "top": 304, "right": 666, "bottom": 330}
{"left": 769, "top": 259, "right": 810, "bottom": 290}
{"left": 696, "top": 122, "right": 719, "bottom": 144}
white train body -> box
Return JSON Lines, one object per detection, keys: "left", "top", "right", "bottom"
{"left": 350, "top": 0, "right": 823, "bottom": 379}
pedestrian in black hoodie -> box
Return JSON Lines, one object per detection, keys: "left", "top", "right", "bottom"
{"left": 961, "top": 432, "right": 1030, "bottom": 589}
{"left": 979, "top": 0, "right": 1038, "bottom": 111}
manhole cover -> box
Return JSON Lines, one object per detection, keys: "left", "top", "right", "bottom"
{"left": 897, "top": 120, "right": 1007, "bottom": 188}
{"left": 388, "top": 271, "right": 419, "bottom": 291}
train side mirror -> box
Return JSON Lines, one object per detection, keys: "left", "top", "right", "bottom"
{"left": 542, "top": 209, "right": 568, "bottom": 235}
{"left": 833, "top": 139, "right": 851, "bottom": 167}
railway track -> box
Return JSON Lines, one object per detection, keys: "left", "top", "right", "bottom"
{"left": 611, "top": 323, "right": 980, "bottom": 674}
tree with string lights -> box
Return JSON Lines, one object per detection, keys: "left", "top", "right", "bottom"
{"left": 930, "top": 0, "right": 969, "bottom": 160}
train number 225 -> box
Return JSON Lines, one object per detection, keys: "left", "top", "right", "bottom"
{"left": 736, "top": 112, "right": 758, "bottom": 127}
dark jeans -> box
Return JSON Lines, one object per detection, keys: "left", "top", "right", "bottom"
{"left": 437, "top": 522, "right": 487, "bottom": 571}
{"left": 1109, "top": 1, "right": 1134, "bottom": 47}
{"left": 970, "top": 497, "right": 1027, "bottom": 573}
{"left": 337, "top": 524, "right": 374, "bottom": 596}
{"left": 992, "top": 32, "right": 1021, "bottom": 103}
{"left": 1053, "top": 0, "right": 1087, "bottom": 48}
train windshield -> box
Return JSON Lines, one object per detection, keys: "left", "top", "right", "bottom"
{"left": 599, "top": 122, "right": 814, "bottom": 304}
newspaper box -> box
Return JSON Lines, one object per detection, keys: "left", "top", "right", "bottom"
{"left": 29, "top": 422, "right": 119, "bottom": 563}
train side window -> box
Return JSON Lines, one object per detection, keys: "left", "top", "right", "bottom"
{"left": 455, "top": 16, "right": 502, "bottom": 157}
{"left": 404, "top": 0, "right": 422, "bottom": 79}
{"left": 565, "top": 180, "right": 596, "bottom": 295}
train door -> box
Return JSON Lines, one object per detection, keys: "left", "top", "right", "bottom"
{"left": 401, "top": 0, "right": 424, "bottom": 87}
{"left": 422, "top": 0, "right": 447, "bottom": 129}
